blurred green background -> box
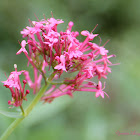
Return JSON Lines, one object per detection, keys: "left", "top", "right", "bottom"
{"left": 0, "top": 0, "right": 140, "bottom": 140}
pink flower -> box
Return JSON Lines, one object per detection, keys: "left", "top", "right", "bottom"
{"left": 21, "top": 26, "right": 41, "bottom": 38}
{"left": 2, "top": 64, "right": 24, "bottom": 90}
{"left": 20, "top": 29, "right": 30, "bottom": 38}
{"left": 16, "top": 16, "right": 117, "bottom": 103}
{"left": 42, "top": 84, "right": 73, "bottom": 103}
{"left": 54, "top": 55, "right": 67, "bottom": 71}
{"left": 81, "top": 30, "right": 98, "bottom": 40}
{"left": 24, "top": 61, "right": 47, "bottom": 94}
{"left": 24, "top": 70, "right": 42, "bottom": 94}
{"left": 16, "top": 40, "right": 28, "bottom": 55}
{"left": 83, "top": 65, "right": 94, "bottom": 78}
{"left": 2, "top": 71, "right": 23, "bottom": 89}
{"left": 48, "top": 18, "right": 64, "bottom": 27}
{"left": 99, "top": 47, "right": 109, "bottom": 55}
{"left": 68, "top": 50, "right": 83, "bottom": 59}
{"left": 1, "top": 64, "right": 30, "bottom": 107}
{"left": 76, "top": 81, "right": 109, "bottom": 98}
{"left": 95, "top": 81, "right": 109, "bottom": 98}
{"left": 67, "top": 21, "right": 74, "bottom": 31}
{"left": 43, "top": 30, "right": 60, "bottom": 48}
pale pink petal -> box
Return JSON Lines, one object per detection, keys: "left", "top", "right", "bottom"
{"left": 16, "top": 40, "right": 28, "bottom": 55}
{"left": 81, "top": 30, "right": 98, "bottom": 40}
{"left": 99, "top": 47, "right": 109, "bottom": 55}
{"left": 98, "top": 81, "right": 102, "bottom": 89}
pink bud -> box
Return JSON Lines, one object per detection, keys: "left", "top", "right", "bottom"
{"left": 8, "top": 100, "right": 12, "bottom": 105}
{"left": 23, "top": 80, "right": 27, "bottom": 84}
{"left": 26, "top": 90, "right": 30, "bottom": 94}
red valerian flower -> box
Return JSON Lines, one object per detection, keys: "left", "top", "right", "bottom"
{"left": 16, "top": 40, "right": 28, "bottom": 55}
{"left": 95, "top": 81, "right": 109, "bottom": 98}
{"left": 1, "top": 16, "right": 117, "bottom": 107}
{"left": 17, "top": 16, "right": 116, "bottom": 103}
{"left": 1, "top": 64, "right": 30, "bottom": 107}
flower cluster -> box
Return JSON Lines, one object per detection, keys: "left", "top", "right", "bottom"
{"left": 1, "top": 64, "right": 29, "bottom": 107}
{"left": 19, "top": 17, "right": 115, "bottom": 103}
{"left": 2, "top": 16, "right": 116, "bottom": 106}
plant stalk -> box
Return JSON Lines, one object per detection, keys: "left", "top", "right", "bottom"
{"left": 0, "top": 83, "right": 49, "bottom": 140}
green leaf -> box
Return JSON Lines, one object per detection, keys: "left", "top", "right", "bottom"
{"left": 0, "top": 110, "right": 23, "bottom": 118}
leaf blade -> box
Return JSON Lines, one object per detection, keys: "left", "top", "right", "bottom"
{"left": 0, "top": 110, "right": 23, "bottom": 118}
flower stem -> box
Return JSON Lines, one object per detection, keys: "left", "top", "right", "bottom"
{"left": 0, "top": 83, "right": 49, "bottom": 140}
{"left": 0, "top": 117, "right": 24, "bottom": 140}
{"left": 48, "top": 81, "right": 64, "bottom": 85}
{"left": 20, "top": 105, "right": 25, "bottom": 116}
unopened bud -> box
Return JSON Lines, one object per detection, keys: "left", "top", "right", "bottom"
{"left": 32, "top": 21, "right": 36, "bottom": 25}
{"left": 26, "top": 90, "right": 30, "bottom": 94}
{"left": 23, "top": 80, "right": 27, "bottom": 84}
{"left": 8, "top": 100, "right": 12, "bottom": 105}
{"left": 14, "top": 64, "right": 17, "bottom": 69}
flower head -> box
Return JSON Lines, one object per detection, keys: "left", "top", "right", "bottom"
{"left": 18, "top": 16, "right": 117, "bottom": 103}
{"left": 1, "top": 64, "right": 30, "bottom": 107}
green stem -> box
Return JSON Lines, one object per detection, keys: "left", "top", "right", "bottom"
{"left": 48, "top": 81, "right": 64, "bottom": 85}
{"left": 20, "top": 105, "right": 25, "bottom": 116}
{"left": 0, "top": 117, "right": 24, "bottom": 140}
{"left": 0, "top": 83, "right": 49, "bottom": 140}
{"left": 25, "top": 84, "right": 49, "bottom": 116}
